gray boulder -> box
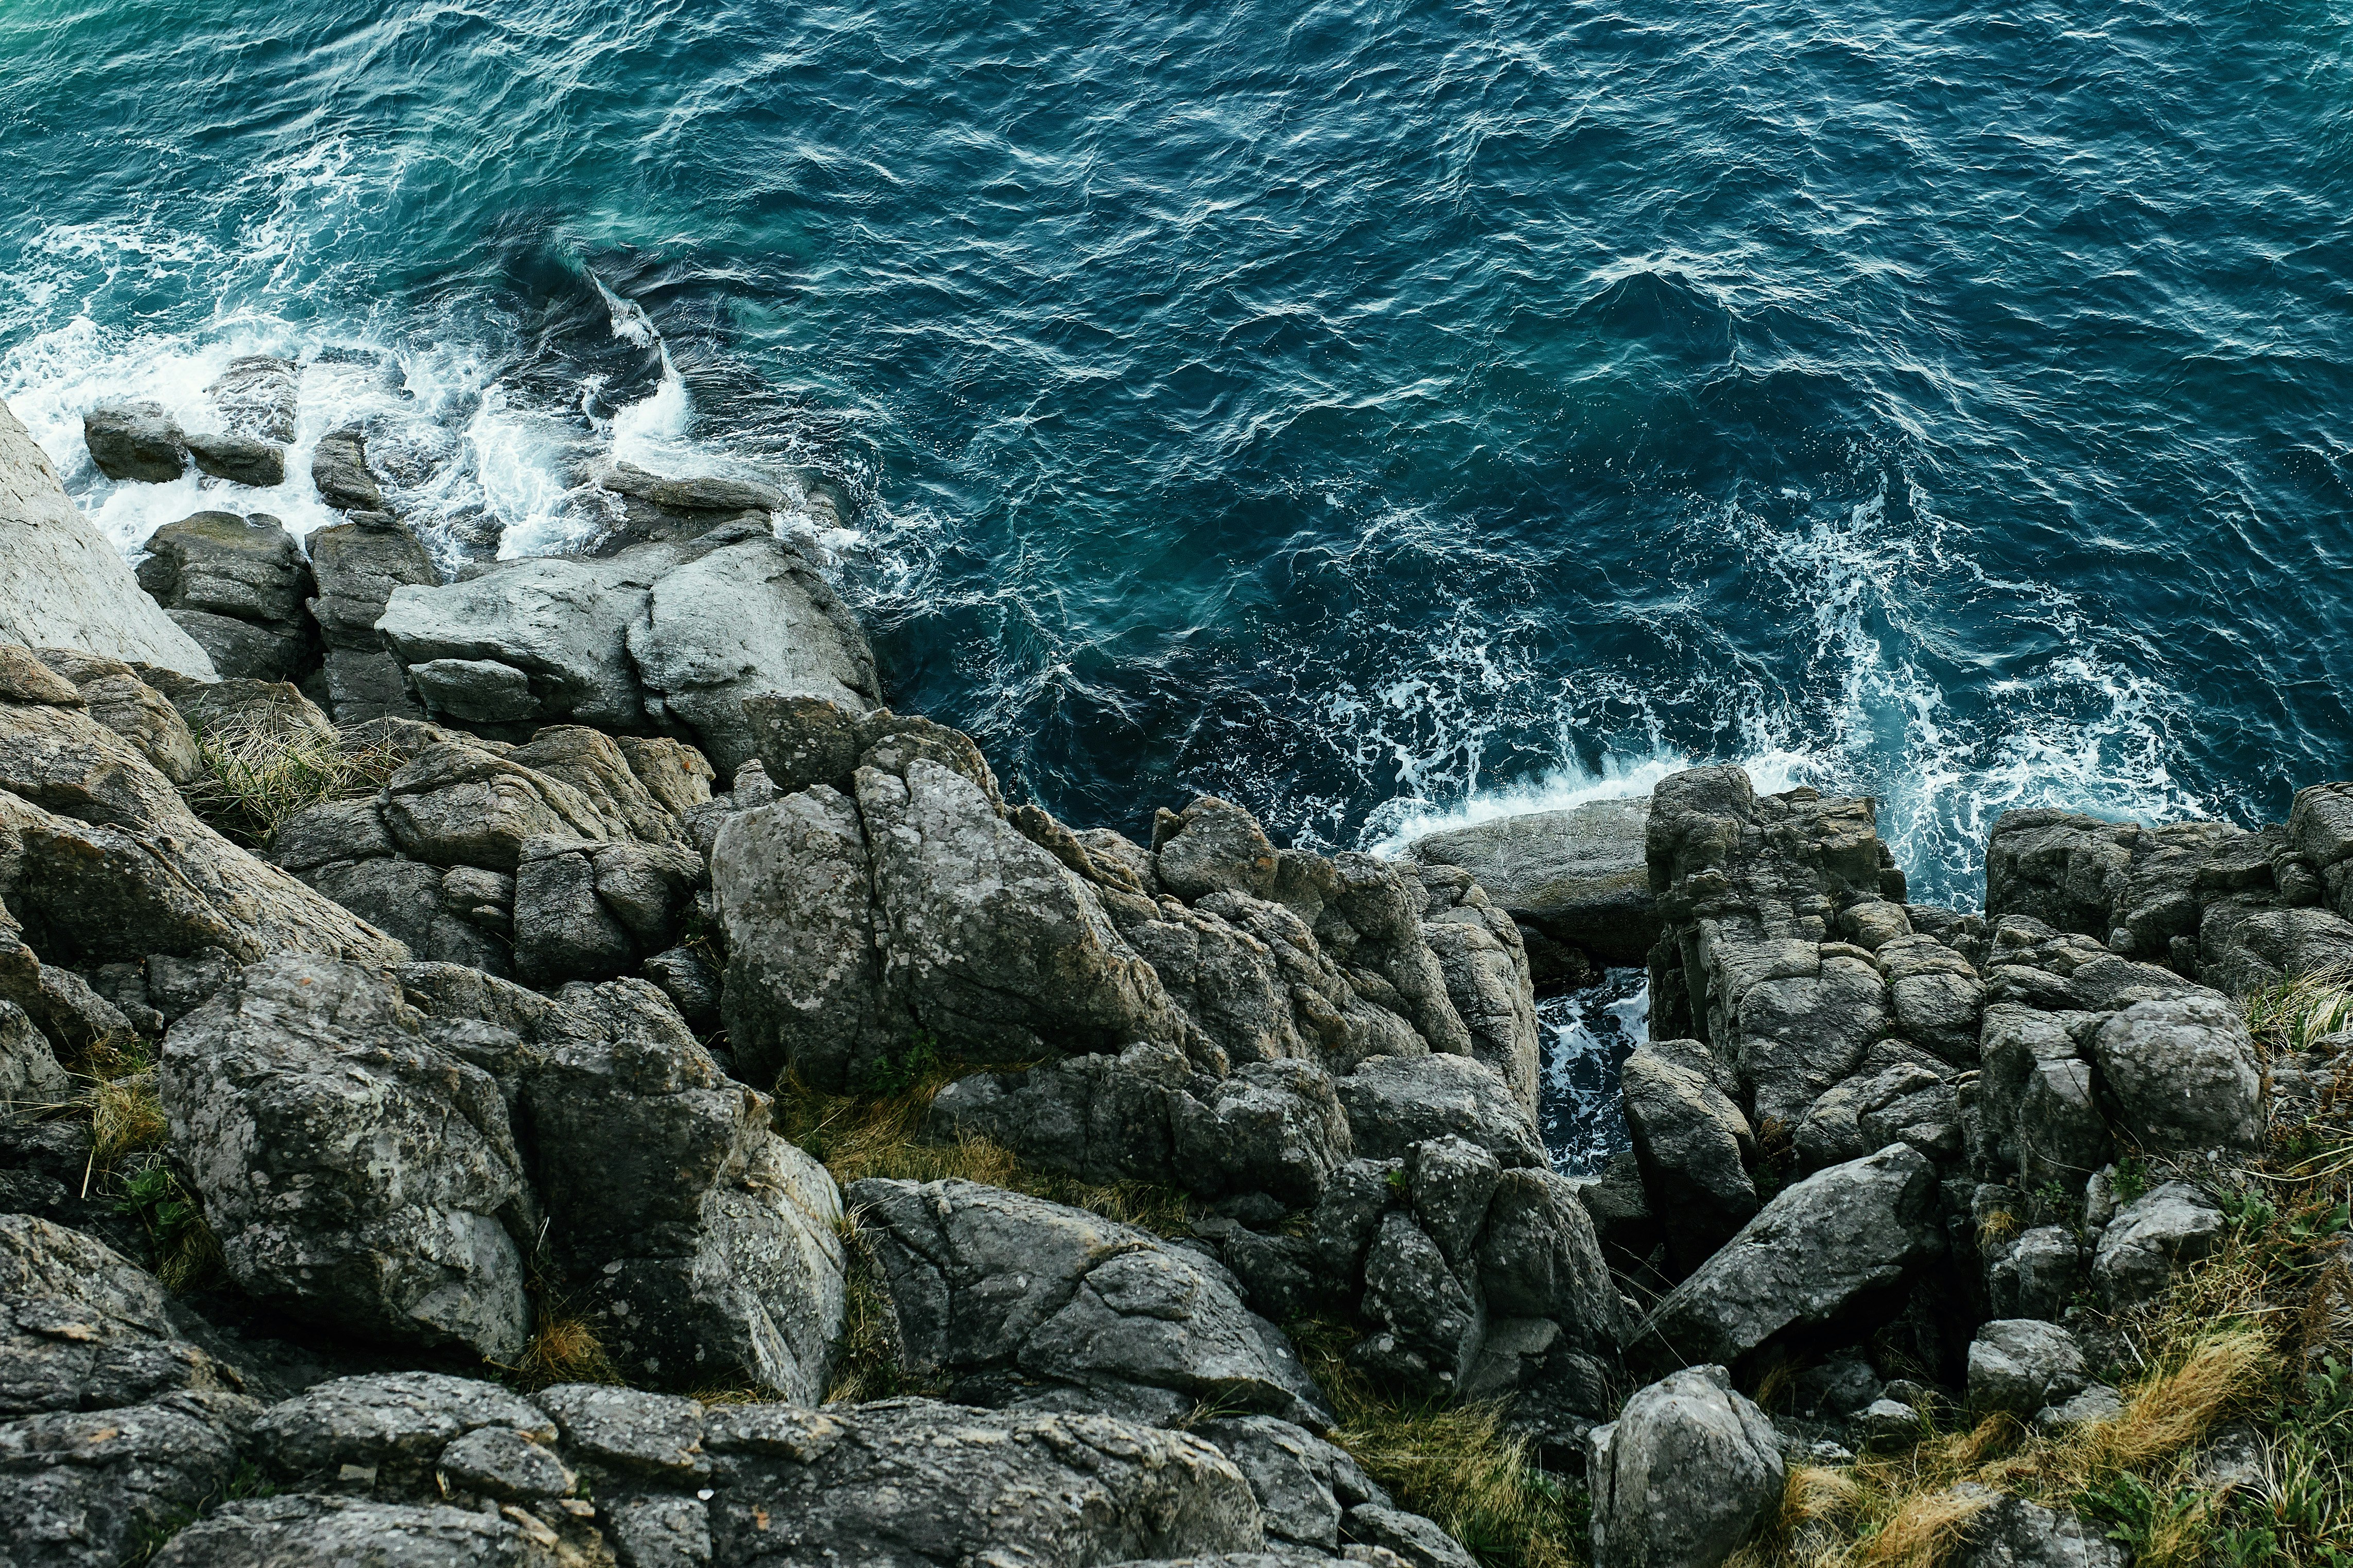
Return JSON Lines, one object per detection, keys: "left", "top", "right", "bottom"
{"left": 711, "top": 783, "right": 891, "bottom": 1091}
{"left": 32, "top": 648, "right": 202, "bottom": 783}
{"left": 1639, "top": 1144, "right": 1943, "bottom": 1369}
{"left": 1404, "top": 796, "right": 1658, "bottom": 965}
{"left": 135, "top": 512, "right": 315, "bottom": 682}
{"left": 511, "top": 836, "right": 699, "bottom": 985}
{"left": 1967, "top": 1320, "right": 2091, "bottom": 1418}
{"left": 1196, "top": 1415, "right": 1389, "bottom": 1554}
{"left": 1157, "top": 796, "right": 1281, "bottom": 901}
{"left": 183, "top": 430, "right": 285, "bottom": 488}
{"left": 2, "top": 396, "right": 216, "bottom": 678}
{"left": 1475, "top": 1168, "right": 1626, "bottom": 1354}
{"left": 253, "top": 1371, "right": 554, "bottom": 1495}
{"left": 1641, "top": 768, "right": 1909, "bottom": 1130}
{"left": 2093, "top": 1182, "right": 2226, "bottom": 1306}
{"left": 851, "top": 1177, "right": 1331, "bottom": 1430}
{"left": 82, "top": 401, "right": 185, "bottom": 482}
{"left": 1, "top": 1001, "right": 72, "bottom": 1115}
{"left": 2089, "top": 996, "right": 2264, "bottom": 1151}
{"left": 1588, "top": 1365, "right": 1785, "bottom": 1568}
{"left": 160, "top": 957, "right": 533, "bottom": 1359}
{"left": 1621, "top": 1040, "right": 1758, "bottom": 1273}
{"left": 1353, "top": 1210, "right": 1486, "bottom": 1401}
{"left": 149, "top": 1495, "right": 560, "bottom": 1566}
{"left": 858, "top": 756, "right": 1180, "bottom": 1060}
{"left": 378, "top": 551, "right": 663, "bottom": 732}
{"left": 1986, "top": 1225, "right": 2085, "bottom": 1322}
{"left": 1174, "top": 1059, "right": 1357, "bottom": 1207}
{"left": 1345, "top": 1506, "right": 1479, "bottom": 1568}
{"left": 0, "top": 1213, "right": 244, "bottom": 1418}
{"left": 1336, "top": 1052, "right": 1546, "bottom": 1169}
{"left": 305, "top": 518, "right": 437, "bottom": 721}
{"left": 0, "top": 696, "right": 405, "bottom": 967}
{"left": 1414, "top": 862, "right": 1544, "bottom": 1111}
{"left": 311, "top": 425, "right": 383, "bottom": 512}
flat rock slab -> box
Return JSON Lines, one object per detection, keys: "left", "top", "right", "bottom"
{"left": 1404, "top": 798, "right": 1658, "bottom": 963}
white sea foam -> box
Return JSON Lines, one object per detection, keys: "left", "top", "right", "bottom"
{"left": 1356, "top": 478, "right": 2210, "bottom": 905}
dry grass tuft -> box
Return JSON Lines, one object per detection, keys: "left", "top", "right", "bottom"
{"left": 2243, "top": 962, "right": 2353, "bottom": 1057}
{"left": 88, "top": 1072, "right": 168, "bottom": 1165}
{"left": 1286, "top": 1317, "right": 1579, "bottom": 1568}
{"left": 2081, "top": 1327, "right": 2269, "bottom": 1473}
{"left": 517, "top": 1313, "right": 619, "bottom": 1389}
{"left": 1855, "top": 1486, "right": 1997, "bottom": 1568}
{"left": 775, "top": 1068, "right": 1193, "bottom": 1237}
{"left": 182, "top": 724, "right": 399, "bottom": 849}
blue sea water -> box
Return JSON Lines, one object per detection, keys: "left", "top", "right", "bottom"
{"left": 6, "top": 0, "right": 2352, "bottom": 920}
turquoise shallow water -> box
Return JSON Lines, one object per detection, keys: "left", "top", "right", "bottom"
{"left": 5, "top": 0, "right": 2352, "bottom": 915}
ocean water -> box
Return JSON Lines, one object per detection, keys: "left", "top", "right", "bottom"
{"left": 7, "top": 0, "right": 2352, "bottom": 916}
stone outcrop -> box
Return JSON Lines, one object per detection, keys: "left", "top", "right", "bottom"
{"left": 275, "top": 723, "right": 709, "bottom": 979}
{"left": 850, "top": 1177, "right": 1331, "bottom": 1430}
{"left": 83, "top": 401, "right": 187, "bottom": 483}
{"left": 307, "top": 517, "right": 438, "bottom": 721}
{"left": 161, "top": 957, "right": 536, "bottom": 1361}
{"left": 377, "top": 525, "right": 878, "bottom": 777}
{"left": 2, "top": 396, "right": 217, "bottom": 678}
{"left": 1637, "top": 1143, "right": 1944, "bottom": 1370}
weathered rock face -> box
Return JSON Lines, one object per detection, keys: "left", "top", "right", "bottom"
{"left": 1588, "top": 1365, "right": 1785, "bottom": 1568}
{"left": 311, "top": 424, "right": 384, "bottom": 513}
{"left": 0, "top": 1214, "right": 246, "bottom": 1418}
{"left": 2, "top": 395, "right": 218, "bottom": 678}
{"left": 1619, "top": 1037, "right": 1757, "bottom": 1274}
{"left": 378, "top": 528, "right": 878, "bottom": 777}
{"left": 701, "top": 1398, "right": 1268, "bottom": 1567}
{"left": 183, "top": 430, "right": 286, "bottom": 488}
{"left": 1336, "top": 1052, "right": 1546, "bottom": 1169}
{"left": 277, "top": 725, "right": 712, "bottom": 982}
{"left": 0, "top": 684, "right": 406, "bottom": 968}
{"left": 628, "top": 536, "right": 880, "bottom": 779}
{"left": 132, "top": 1365, "right": 1270, "bottom": 1568}
{"left": 1984, "top": 798, "right": 2353, "bottom": 993}
{"left": 135, "top": 512, "right": 316, "bottom": 682}
{"left": 716, "top": 698, "right": 1522, "bottom": 1147}
{"left": 161, "top": 957, "right": 535, "bottom": 1360}
{"left": 851, "top": 1177, "right": 1333, "bottom": 1430}
{"left": 29, "top": 647, "right": 201, "bottom": 784}
{"left": 522, "top": 978, "right": 846, "bottom": 1400}
{"left": 1639, "top": 1143, "right": 1944, "bottom": 1370}
{"left": 1406, "top": 797, "right": 1659, "bottom": 971}
{"left": 1414, "top": 862, "right": 1544, "bottom": 1107}
{"left": 2, "top": 1389, "right": 262, "bottom": 1568}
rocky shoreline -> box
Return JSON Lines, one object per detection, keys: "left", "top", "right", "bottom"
{"left": 2, "top": 375, "right": 2344, "bottom": 1568}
